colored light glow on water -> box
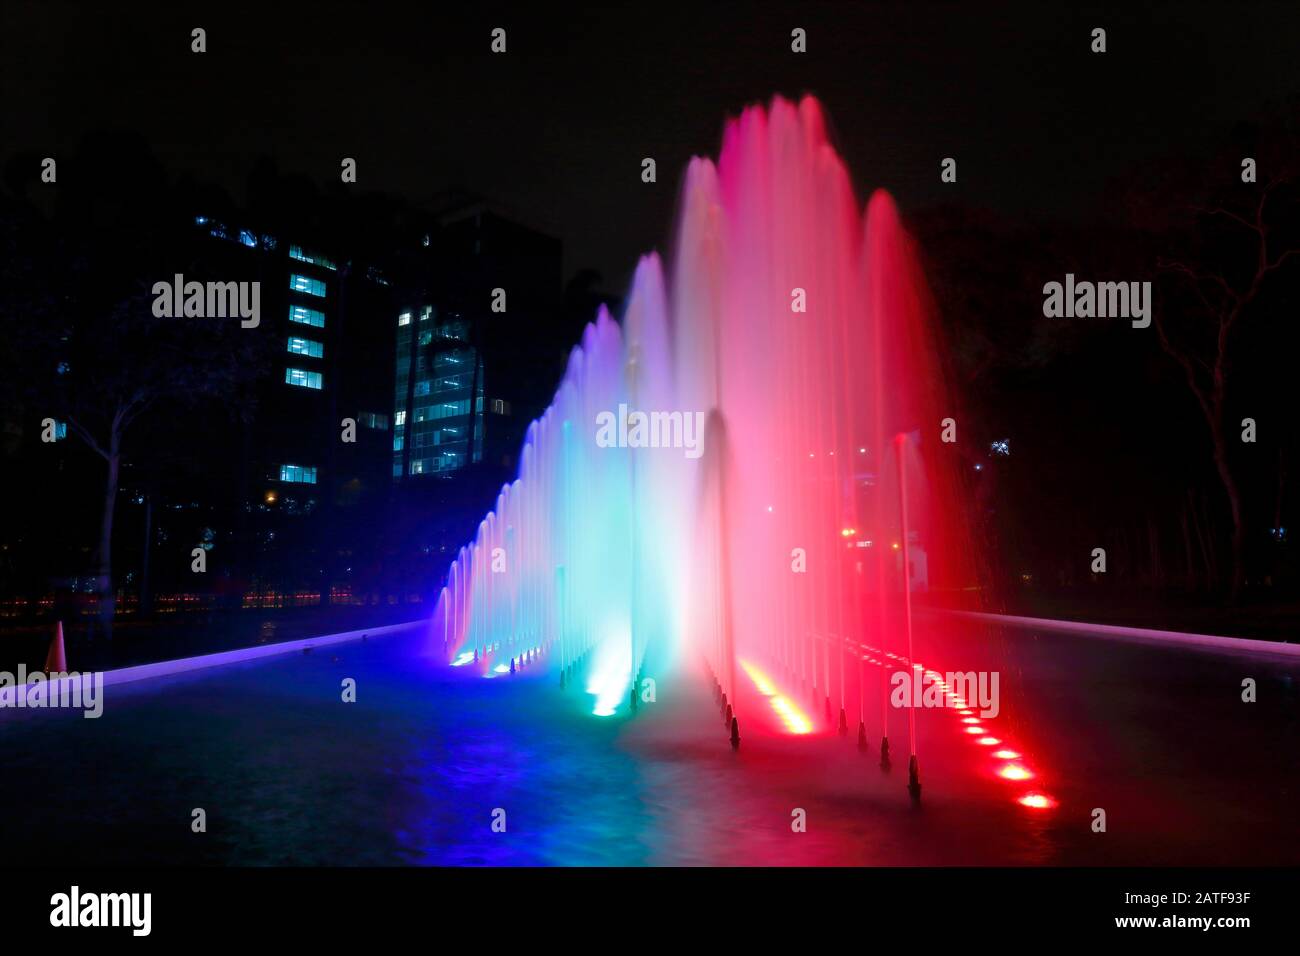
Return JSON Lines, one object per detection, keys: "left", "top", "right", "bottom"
{"left": 740, "top": 660, "right": 813, "bottom": 734}
{"left": 1018, "top": 792, "right": 1058, "bottom": 810}
{"left": 588, "top": 673, "right": 630, "bottom": 716}
{"left": 451, "top": 652, "right": 475, "bottom": 667}
{"left": 587, "top": 631, "right": 633, "bottom": 718}
{"left": 742, "top": 661, "right": 777, "bottom": 696}
{"left": 771, "top": 697, "right": 814, "bottom": 735}
{"left": 997, "top": 764, "right": 1034, "bottom": 781}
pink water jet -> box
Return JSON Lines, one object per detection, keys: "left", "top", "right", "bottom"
{"left": 436, "top": 95, "right": 981, "bottom": 735}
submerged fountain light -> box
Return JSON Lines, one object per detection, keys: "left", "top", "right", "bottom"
{"left": 1018, "top": 792, "right": 1058, "bottom": 810}
{"left": 587, "top": 635, "right": 633, "bottom": 718}
{"left": 740, "top": 659, "right": 813, "bottom": 734}
{"left": 997, "top": 764, "right": 1034, "bottom": 781}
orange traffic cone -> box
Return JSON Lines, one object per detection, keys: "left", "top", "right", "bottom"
{"left": 45, "top": 620, "right": 67, "bottom": 673}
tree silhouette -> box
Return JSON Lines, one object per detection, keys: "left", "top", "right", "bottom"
{"left": 0, "top": 133, "right": 269, "bottom": 633}
{"left": 1149, "top": 144, "right": 1298, "bottom": 600}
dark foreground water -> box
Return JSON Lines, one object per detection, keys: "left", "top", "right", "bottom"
{"left": 1, "top": 617, "right": 1296, "bottom": 865}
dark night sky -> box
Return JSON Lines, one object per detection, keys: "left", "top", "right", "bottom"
{"left": 2, "top": 1, "right": 1297, "bottom": 288}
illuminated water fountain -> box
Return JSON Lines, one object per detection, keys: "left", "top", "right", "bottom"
{"left": 435, "top": 95, "right": 1004, "bottom": 802}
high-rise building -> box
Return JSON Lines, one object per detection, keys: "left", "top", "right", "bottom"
{"left": 112, "top": 197, "right": 566, "bottom": 602}
{"left": 392, "top": 305, "right": 485, "bottom": 479}
{"left": 186, "top": 215, "right": 397, "bottom": 600}
{"left": 390, "top": 198, "right": 562, "bottom": 484}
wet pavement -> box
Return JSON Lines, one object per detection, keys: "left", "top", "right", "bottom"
{"left": 1, "top": 617, "right": 1296, "bottom": 865}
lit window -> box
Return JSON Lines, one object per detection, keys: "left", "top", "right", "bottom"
{"left": 287, "top": 337, "right": 324, "bottom": 358}
{"left": 285, "top": 368, "right": 323, "bottom": 390}
{"left": 438, "top": 320, "right": 468, "bottom": 342}
{"left": 279, "top": 464, "right": 317, "bottom": 484}
{"left": 393, "top": 435, "right": 404, "bottom": 451}
{"left": 289, "top": 305, "right": 326, "bottom": 328}
{"left": 289, "top": 245, "right": 337, "bottom": 270}
{"left": 491, "top": 398, "right": 511, "bottom": 415}
{"left": 239, "top": 230, "right": 257, "bottom": 248}
{"left": 394, "top": 410, "right": 406, "bottom": 427}
{"left": 289, "top": 274, "right": 327, "bottom": 297}
{"left": 359, "top": 412, "right": 388, "bottom": 430}
{"left": 398, "top": 312, "right": 412, "bottom": 327}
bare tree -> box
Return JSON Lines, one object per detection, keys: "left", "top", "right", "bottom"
{"left": 1154, "top": 173, "right": 1298, "bottom": 600}
{"left": 2, "top": 237, "right": 268, "bottom": 636}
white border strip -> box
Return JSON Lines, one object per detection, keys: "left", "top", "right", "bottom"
{"left": 102, "top": 619, "right": 426, "bottom": 686}
{"left": 5, "top": 619, "right": 426, "bottom": 703}
{"left": 946, "top": 610, "right": 1300, "bottom": 659}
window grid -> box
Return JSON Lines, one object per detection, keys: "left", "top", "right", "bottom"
{"left": 287, "top": 337, "right": 324, "bottom": 358}
{"left": 288, "top": 244, "right": 337, "bottom": 271}
{"left": 289, "top": 274, "right": 327, "bottom": 297}
{"left": 289, "top": 305, "right": 326, "bottom": 328}
{"left": 285, "top": 367, "right": 323, "bottom": 390}
{"left": 278, "top": 464, "right": 317, "bottom": 484}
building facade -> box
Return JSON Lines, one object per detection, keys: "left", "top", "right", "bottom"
{"left": 392, "top": 305, "right": 485, "bottom": 479}
{"left": 187, "top": 215, "right": 397, "bottom": 602}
